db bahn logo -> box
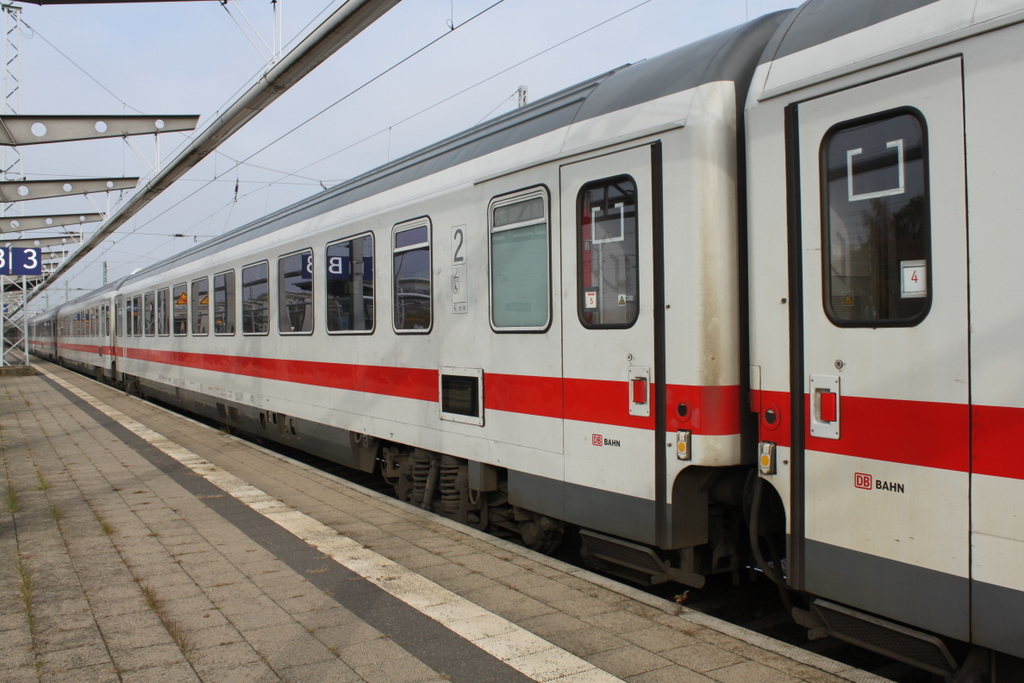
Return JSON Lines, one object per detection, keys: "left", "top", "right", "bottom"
{"left": 854, "top": 472, "right": 906, "bottom": 493}
{"left": 591, "top": 434, "right": 621, "bottom": 447}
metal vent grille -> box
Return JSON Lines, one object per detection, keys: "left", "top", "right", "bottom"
{"left": 812, "top": 599, "right": 958, "bottom": 676}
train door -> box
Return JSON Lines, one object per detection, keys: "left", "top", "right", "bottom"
{"left": 791, "top": 59, "right": 970, "bottom": 639}
{"left": 559, "top": 143, "right": 663, "bottom": 545}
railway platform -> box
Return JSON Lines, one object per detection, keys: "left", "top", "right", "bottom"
{"left": 0, "top": 361, "right": 888, "bottom": 683}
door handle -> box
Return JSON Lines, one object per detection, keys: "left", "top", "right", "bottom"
{"left": 628, "top": 365, "right": 651, "bottom": 417}
{"left": 810, "top": 374, "right": 840, "bottom": 439}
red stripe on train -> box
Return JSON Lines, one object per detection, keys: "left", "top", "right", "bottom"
{"left": 102, "top": 346, "right": 741, "bottom": 435}
{"left": 754, "top": 390, "right": 1023, "bottom": 480}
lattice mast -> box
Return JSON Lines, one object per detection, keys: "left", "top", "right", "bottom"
{"left": 0, "top": 2, "right": 24, "bottom": 366}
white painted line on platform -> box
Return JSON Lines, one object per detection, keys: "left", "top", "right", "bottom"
{"left": 39, "top": 366, "right": 624, "bottom": 683}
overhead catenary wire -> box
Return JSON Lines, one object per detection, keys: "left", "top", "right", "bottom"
{"left": 107, "top": 0, "right": 656, "bottom": 262}
{"left": 43, "top": 0, "right": 660, "bottom": 306}
{"left": 73, "top": 0, "right": 511, "bottom": 273}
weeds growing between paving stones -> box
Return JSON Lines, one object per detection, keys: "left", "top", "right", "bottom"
{"left": 49, "top": 504, "right": 62, "bottom": 523}
{"left": 35, "top": 470, "right": 49, "bottom": 490}
{"left": 138, "top": 581, "right": 194, "bottom": 660}
{"left": 93, "top": 510, "right": 113, "bottom": 536}
{"left": 14, "top": 554, "right": 35, "bottom": 635}
{"left": 5, "top": 485, "right": 18, "bottom": 513}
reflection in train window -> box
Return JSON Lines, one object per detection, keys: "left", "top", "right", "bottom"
{"left": 116, "top": 296, "right": 124, "bottom": 337}
{"left": 172, "top": 283, "right": 187, "bottom": 336}
{"left": 490, "top": 189, "right": 549, "bottom": 331}
{"left": 822, "top": 109, "right": 930, "bottom": 326}
{"left": 326, "top": 234, "right": 374, "bottom": 333}
{"left": 393, "top": 220, "right": 431, "bottom": 333}
{"left": 132, "top": 295, "right": 142, "bottom": 336}
{"left": 214, "top": 270, "right": 236, "bottom": 335}
{"left": 577, "top": 176, "right": 639, "bottom": 328}
{"left": 278, "top": 251, "right": 313, "bottom": 334}
{"left": 191, "top": 277, "right": 209, "bottom": 336}
{"left": 157, "top": 289, "right": 169, "bottom": 336}
{"left": 144, "top": 291, "right": 155, "bottom": 337}
{"left": 242, "top": 261, "right": 269, "bottom": 335}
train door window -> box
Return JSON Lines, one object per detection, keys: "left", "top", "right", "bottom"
{"left": 489, "top": 189, "right": 550, "bottom": 331}
{"left": 278, "top": 251, "right": 313, "bottom": 334}
{"left": 191, "top": 277, "right": 209, "bottom": 336}
{"left": 577, "top": 176, "right": 639, "bottom": 328}
{"left": 326, "top": 234, "right": 374, "bottom": 333}
{"left": 132, "top": 295, "right": 142, "bottom": 336}
{"left": 102, "top": 304, "right": 108, "bottom": 337}
{"left": 144, "top": 292, "right": 156, "bottom": 336}
{"left": 115, "top": 297, "right": 123, "bottom": 337}
{"left": 242, "top": 261, "right": 269, "bottom": 335}
{"left": 172, "top": 283, "right": 187, "bottom": 336}
{"left": 157, "top": 289, "right": 169, "bottom": 336}
{"left": 214, "top": 270, "right": 236, "bottom": 335}
{"left": 393, "top": 219, "right": 431, "bottom": 333}
{"left": 821, "top": 109, "right": 930, "bottom": 326}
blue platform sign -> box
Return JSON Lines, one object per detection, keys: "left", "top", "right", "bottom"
{"left": 0, "top": 247, "right": 42, "bottom": 276}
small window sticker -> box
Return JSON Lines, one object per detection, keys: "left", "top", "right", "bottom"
{"left": 901, "top": 260, "right": 927, "bottom": 298}
{"left": 584, "top": 287, "right": 598, "bottom": 309}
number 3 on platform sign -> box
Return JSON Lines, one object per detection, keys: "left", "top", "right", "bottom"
{"left": 0, "top": 247, "right": 42, "bottom": 276}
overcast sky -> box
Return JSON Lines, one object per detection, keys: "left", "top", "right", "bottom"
{"left": 13, "top": 0, "right": 796, "bottom": 312}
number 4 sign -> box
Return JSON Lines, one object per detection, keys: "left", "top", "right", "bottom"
{"left": 901, "top": 259, "right": 927, "bottom": 299}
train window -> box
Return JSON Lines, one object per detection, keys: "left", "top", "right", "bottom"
{"left": 242, "top": 261, "right": 269, "bottom": 335}
{"left": 214, "top": 270, "right": 236, "bottom": 335}
{"left": 132, "top": 295, "right": 142, "bottom": 336}
{"left": 577, "top": 176, "right": 640, "bottom": 328}
{"left": 144, "top": 292, "right": 155, "bottom": 336}
{"left": 489, "top": 189, "right": 550, "bottom": 331}
{"left": 157, "top": 289, "right": 168, "bottom": 336}
{"left": 191, "top": 277, "right": 209, "bottom": 336}
{"left": 326, "top": 234, "right": 374, "bottom": 334}
{"left": 172, "top": 284, "right": 187, "bottom": 336}
{"left": 821, "top": 109, "right": 930, "bottom": 326}
{"left": 115, "top": 296, "right": 124, "bottom": 337}
{"left": 278, "top": 251, "right": 313, "bottom": 334}
{"left": 393, "top": 219, "right": 431, "bottom": 333}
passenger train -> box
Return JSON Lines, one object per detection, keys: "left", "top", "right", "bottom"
{"left": 28, "top": 0, "right": 1024, "bottom": 678}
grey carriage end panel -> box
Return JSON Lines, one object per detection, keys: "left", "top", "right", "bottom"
{"left": 805, "top": 538, "right": 969, "bottom": 641}
{"left": 972, "top": 579, "right": 1024, "bottom": 658}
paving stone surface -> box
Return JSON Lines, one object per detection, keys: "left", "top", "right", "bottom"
{"left": 0, "top": 363, "right": 888, "bottom": 683}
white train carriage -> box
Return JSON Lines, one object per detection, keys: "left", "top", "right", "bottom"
{"left": 51, "top": 285, "right": 119, "bottom": 382}
{"left": 747, "top": 0, "right": 1024, "bottom": 675}
{"left": 29, "top": 0, "right": 1024, "bottom": 676}
{"left": 42, "top": 12, "right": 789, "bottom": 587}
{"left": 28, "top": 309, "right": 57, "bottom": 362}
